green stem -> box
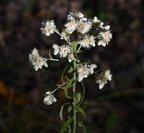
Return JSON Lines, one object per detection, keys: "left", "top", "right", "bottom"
{"left": 68, "top": 105, "right": 72, "bottom": 133}
{"left": 73, "top": 60, "right": 77, "bottom": 133}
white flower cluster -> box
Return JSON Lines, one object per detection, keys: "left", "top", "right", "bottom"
{"left": 62, "top": 11, "right": 92, "bottom": 36}
{"left": 29, "top": 48, "right": 48, "bottom": 71}
{"left": 61, "top": 11, "right": 112, "bottom": 49}
{"left": 29, "top": 11, "right": 113, "bottom": 105}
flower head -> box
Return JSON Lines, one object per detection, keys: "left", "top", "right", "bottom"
{"left": 40, "top": 20, "right": 56, "bottom": 36}
{"left": 76, "top": 19, "right": 92, "bottom": 34}
{"left": 77, "top": 64, "right": 97, "bottom": 82}
{"left": 29, "top": 48, "right": 48, "bottom": 71}
{"left": 59, "top": 45, "right": 71, "bottom": 58}
{"left": 77, "top": 65, "right": 90, "bottom": 82}
{"left": 65, "top": 20, "right": 77, "bottom": 34}
{"left": 78, "top": 35, "right": 95, "bottom": 48}
{"left": 43, "top": 91, "right": 57, "bottom": 105}
{"left": 93, "top": 16, "right": 104, "bottom": 28}
{"left": 96, "top": 69, "right": 112, "bottom": 89}
{"left": 61, "top": 30, "right": 70, "bottom": 40}
{"left": 67, "top": 11, "right": 84, "bottom": 20}
{"left": 89, "top": 64, "right": 97, "bottom": 74}
{"left": 98, "top": 31, "right": 112, "bottom": 47}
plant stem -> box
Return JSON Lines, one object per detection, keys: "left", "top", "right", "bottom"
{"left": 68, "top": 105, "right": 72, "bottom": 133}
{"left": 73, "top": 60, "right": 77, "bottom": 133}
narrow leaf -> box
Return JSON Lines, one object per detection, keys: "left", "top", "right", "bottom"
{"left": 60, "top": 118, "right": 73, "bottom": 133}
{"left": 74, "top": 92, "right": 81, "bottom": 105}
{"left": 63, "top": 78, "right": 75, "bottom": 98}
{"left": 64, "top": 89, "right": 72, "bottom": 99}
{"left": 61, "top": 65, "right": 68, "bottom": 82}
{"left": 65, "top": 78, "right": 75, "bottom": 89}
{"left": 59, "top": 103, "right": 70, "bottom": 120}
{"left": 68, "top": 66, "right": 73, "bottom": 73}
{"left": 78, "top": 122, "right": 87, "bottom": 133}
{"left": 76, "top": 106, "right": 86, "bottom": 121}
{"left": 78, "top": 82, "right": 85, "bottom": 106}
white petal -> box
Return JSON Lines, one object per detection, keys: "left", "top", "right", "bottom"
{"left": 105, "top": 69, "right": 112, "bottom": 81}
{"left": 34, "top": 66, "right": 38, "bottom": 71}
{"left": 78, "top": 77, "right": 82, "bottom": 82}
{"left": 98, "top": 40, "right": 106, "bottom": 47}
{"left": 96, "top": 80, "right": 101, "bottom": 84}
{"left": 104, "top": 25, "right": 110, "bottom": 30}
{"left": 43, "top": 97, "right": 52, "bottom": 105}
{"left": 53, "top": 97, "right": 57, "bottom": 102}
{"left": 93, "top": 16, "right": 99, "bottom": 23}
{"left": 46, "top": 91, "right": 51, "bottom": 94}
{"left": 99, "top": 82, "right": 105, "bottom": 89}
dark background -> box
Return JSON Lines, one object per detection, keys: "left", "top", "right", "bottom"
{"left": 0, "top": 0, "right": 144, "bottom": 133}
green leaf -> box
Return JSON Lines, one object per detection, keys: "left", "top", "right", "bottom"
{"left": 74, "top": 92, "right": 81, "bottom": 105}
{"left": 61, "top": 65, "right": 68, "bottom": 82}
{"left": 77, "top": 50, "right": 83, "bottom": 54}
{"left": 60, "top": 118, "right": 73, "bottom": 133}
{"left": 75, "top": 106, "right": 86, "bottom": 122}
{"left": 68, "top": 105, "right": 72, "bottom": 114}
{"left": 64, "top": 89, "right": 72, "bottom": 99}
{"left": 59, "top": 103, "right": 70, "bottom": 120}
{"left": 64, "top": 76, "right": 70, "bottom": 81}
{"left": 65, "top": 78, "right": 75, "bottom": 90}
{"left": 68, "top": 66, "right": 73, "bottom": 73}
{"left": 63, "top": 78, "right": 75, "bottom": 98}
{"left": 78, "top": 122, "right": 87, "bottom": 133}
{"left": 78, "top": 82, "right": 85, "bottom": 106}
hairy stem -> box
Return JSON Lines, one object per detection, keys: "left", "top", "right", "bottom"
{"left": 73, "top": 60, "right": 77, "bottom": 133}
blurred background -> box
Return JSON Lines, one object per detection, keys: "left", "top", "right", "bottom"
{"left": 0, "top": 0, "right": 144, "bottom": 133}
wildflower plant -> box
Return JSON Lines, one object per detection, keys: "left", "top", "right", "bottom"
{"left": 29, "top": 11, "right": 112, "bottom": 133}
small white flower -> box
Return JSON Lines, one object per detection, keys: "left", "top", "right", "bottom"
{"left": 93, "top": 16, "right": 104, "bottom": 28}
{"left": 77, "top": 65, "right": 90, "bottom": 82}
{"left": 61, "top": 30, "right": 70, "bottom": 40}
{"left": 43, "top": 91, "right": 57, "bottom": 105}
{"left": 96, "top": 69, "right": 112, "bottom": 89}
{"left": 65, "top": 20, "right": 77, "bottom": 34}
{"left": 78, "top": 35, "right": 95, "bottom": 48}
{"left": 52, "top": 44, "right": 59, "bottom": 55}
{"left": 77, "top": 19, "right": 92, "bottom": 34}
{"left": 93, "top": 16, "right": 100, "bottom": 23}
{"left": 29, "top": 48, "right": 48, "bottom": 71}
{"left": 40, "top": 20, "right": 56, "bottom": 36}
{"left": 77, "top": 64, "right": 97, "bottom": 82}
{"left": 89, "top": 64, "right": 97, "bottom": 74}
{"left": 68, "top": 11, "right": 84, "bottom": 20}
{"left": 78, "top": 35, "right": 90, "bottom": 48}
{"left": 68, "top": 53, "right": 74, "bottom": 62}
{"left": 74, "top": 12, "right": 84, "bottom": 18}
{"left": 98, "top": 31, "right": 112, "bottom": 47}
{"left": 59, "top": 45, "right": 71, "bottom": 58}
